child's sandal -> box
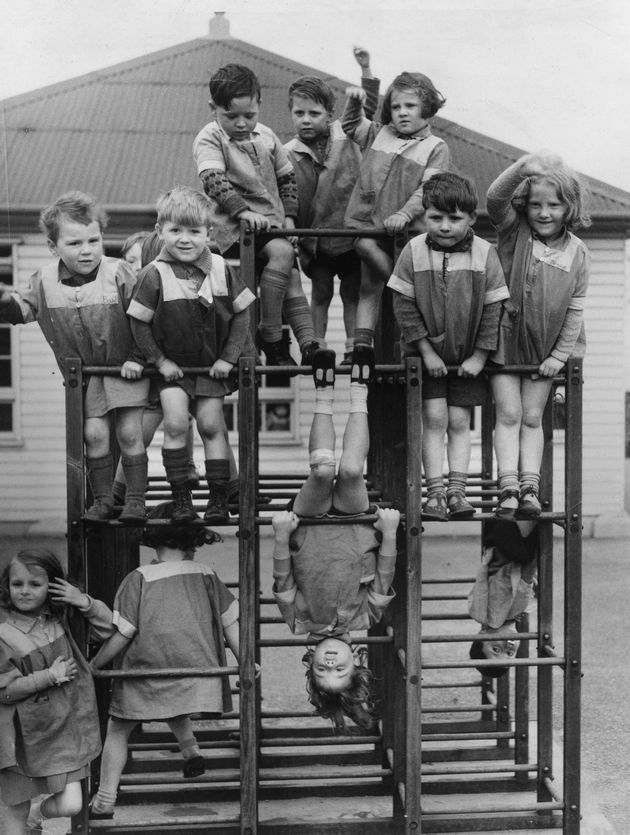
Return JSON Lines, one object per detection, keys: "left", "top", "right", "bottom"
{"left": 495, "top": 488, "right": 519, "bottom": 520}
{"left": 447, "top": 494, "right": 476, "bottom": 519}
{"left": 421, "top": 494, "right": 448, "bottom": 522}
{"left": 350, "top": 345, "right": 375, "bottom": 385}
{"left": 517, "top": 487, "right": 542, "bottom": 519}
{"left": 312, "top": 349, "right": 336, "bottom": 388}
{"left": 183, "top": 755, "right": 206, "bottom": 779}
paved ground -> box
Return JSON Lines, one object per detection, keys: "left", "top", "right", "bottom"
{"left": 0, "top": 528, "right": 626, "bottom": 833}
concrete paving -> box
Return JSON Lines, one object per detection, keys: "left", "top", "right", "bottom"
{"left": 0, "top": 528, "right": 626, "bottom": 833}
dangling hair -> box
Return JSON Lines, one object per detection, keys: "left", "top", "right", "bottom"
{"left": 302, "top": 647, "right": 379, "bottom": 731}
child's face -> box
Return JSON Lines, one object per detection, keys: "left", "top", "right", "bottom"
{"left": 526, "top": 181, "right": 567, "bottom": 243}
{"left": 389, "top": 87, "right": 428, "bottom": 136}
{"left": 290, "top": 95, "right": 331, "bottom": 142}
{"left": 9, "top": 561, "right": 49, "bottom": 617}
{"left": 424, "top": 202, "right": 476, "bottom": 247}
{"left": 481, "top": 626, "right": 519, "bottom": 662}
{"left": 157, "top": 221, "right": 210, "bottom": 263}
{"left": 48, "top": 219, "right": 103, "bottom": 276}
{"left": 124, "top": 242, "right": 143, "bottom": 275}
{"left": 311, "top": 637, "right": 357, "bottom": 693}
{"left": 212, "top": 95, "right": 260, "bottom": 141}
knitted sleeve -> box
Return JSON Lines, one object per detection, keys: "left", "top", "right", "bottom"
{"left": 277, "top": 170, "right": 299, "bottom": 219}
{"left": 200, "top": 169, "right": 249, "bottom": 217}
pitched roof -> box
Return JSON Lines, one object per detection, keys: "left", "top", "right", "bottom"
{"left": 1, "top": 29, "right": 629, "bottom": 230}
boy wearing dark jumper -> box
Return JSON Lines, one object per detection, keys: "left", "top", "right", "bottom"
{"left": 193, "top": 63, "right": 317, "bottom": 366}
{"left": 388, "top": 173, "right": 509, "bottom": 520}
{"left": 0, "top": 192, "right": 149, "bottom": 523}
{"left": 127, "top": 186, "right": 255, "bottom": 523}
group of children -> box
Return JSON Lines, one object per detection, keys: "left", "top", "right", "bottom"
{"left": 0, "top": 45, "right": 592, "bottom": 832}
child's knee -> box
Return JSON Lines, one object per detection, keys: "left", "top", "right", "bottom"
{"left": 309, "top": 448, "right": 336, "bottom": 481}
{"left": 337, "top": 459, "right": 364, "bottom": 483}
{"left": 265, "top": 239, "right": 294, "bottom": 271}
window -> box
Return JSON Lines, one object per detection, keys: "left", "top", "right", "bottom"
{"left": 0, "top": 243, "right": 18, "bottom": 440}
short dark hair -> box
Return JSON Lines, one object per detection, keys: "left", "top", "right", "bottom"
{"left": 381, "top": 71, "right": 445, "bottom": 123}
{"left": 288, "top": 76, "right": 336, "bottom": 114}
{"left": 209, "top": 64, "right": 261, "bottom": 108}
{"left": 121, "top": 231, "right": 150, "bottom": 259}
{"left": 39, "top": 192, "right": 108, "bottom": 244}
{"left": 141, "top": 502, "right": 222, "bottom": 553}
{"left": 422, "top": 172, "right": 478, "bottom": 215}
{"left": 0, "top": 549, "right": 66, "bottom": 618}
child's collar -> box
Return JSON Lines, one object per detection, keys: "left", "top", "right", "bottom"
{"left": 157, "top": 246, "right": 213, "bottom": 275}
{"left": 426, "top": 228, "right": 474, "bottom": 253}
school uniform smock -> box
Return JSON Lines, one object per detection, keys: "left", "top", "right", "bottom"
{"left": 108, "top": 561, "right": 238, "bottom": 720}
{"left": 0, "top": 599, "right": 113, "bottom": 804}
{"left": 0, "top": 257, "right": 149, "bottom": 417}
{"left": 488, "top": 208, "right": 590, "bottom": 366}
{"left": 342, "top": 95, "right": 451, "bottom": 233}
{"left": 127, "top": 247, "right": 255, "bottom": 398}
{"left": 388, "top": 233, "right": 510, "bottom": 363}
{"left": 193, "top": 120, "right": 296, "bottom": 252}
{"left": 272, "top": 523, "right": 395, "bottom": 641}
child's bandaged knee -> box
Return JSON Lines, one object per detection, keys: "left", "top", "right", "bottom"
{"left": 309, "top": 448, "right": 336, "bottom": 472}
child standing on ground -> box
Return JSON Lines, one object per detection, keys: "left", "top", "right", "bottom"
{"left": 128, "top": 186, "right": 255, "bottom": 523}
{"left": 271, "top": 351, "right": 400, "bottom": 729}
{"left": 193, "top": 63, "right": 318, "bottom": 366}
{"left": 284, "top": 48, "right": 380, "bottom": 362}
{"left": 0, "top": 192, "right": 149, "bottom": 523}
{"left": 388, "top": 173, "right": 509, "bottom": 520}
{"left": 89, "top": 504, "right": 239, "bottom": 820}
{"left": 487, "top": 153, "right": 591, "bottom": 519}
{"left": 0, "top": 549, "right": 112, "bottom": 834}
{"left": 342, "top": 70, "right": 451, "bottom": 378}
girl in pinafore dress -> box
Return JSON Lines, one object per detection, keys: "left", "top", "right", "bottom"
{"left": 0, "top": 548, "right": 113, "bottom": 834}
{"left": 271, "top": 351, "right": 400, "bottom": 730}
{"left": 89, "top": 503, "right": 239, "bottom": 820}
{"left": 487, "top": 153, "right": 591, "bottom": 520}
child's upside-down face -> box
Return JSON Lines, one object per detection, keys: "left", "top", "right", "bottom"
{"left": 311, "top": 637, "right": 358, "bottom": 693}
{"left": 482, "top": 625, "right": 520, "bottom": 661}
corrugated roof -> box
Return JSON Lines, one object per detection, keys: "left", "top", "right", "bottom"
{"left": 1, "top": 34, "right": 629, "bottom": 219}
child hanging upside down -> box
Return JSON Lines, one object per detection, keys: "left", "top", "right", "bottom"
{"left": 271, "top": 350, "right": 400, "bottom": 729}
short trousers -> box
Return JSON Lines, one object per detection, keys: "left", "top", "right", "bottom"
{"left": 151, "top": 373, "right": 236, "bottom": 402}
{"left": 422, "top": 372, "right": 488, "bottom": 407}
{"left": 302, "top": 250, "right": 360, "bottom": 281}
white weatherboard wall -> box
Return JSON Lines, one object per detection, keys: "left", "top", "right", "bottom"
{"left": 0, "top": 235, "right": 627, "bottom": 528}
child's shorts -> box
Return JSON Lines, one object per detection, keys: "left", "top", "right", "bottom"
{"left": 152, "top": 374, "right": 236, "bottom": 402}
{"left": 422, "top": 373, "right": 487, "bottom": 407}
{"left": 302, "top": 250, "right": 360, "bottom": 282}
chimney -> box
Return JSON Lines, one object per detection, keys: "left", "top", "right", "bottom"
{"left": 208, "top": 11, "right": 231, "bottom": 39}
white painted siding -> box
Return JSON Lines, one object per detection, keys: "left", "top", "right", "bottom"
{"left": 2, "top": 234, "right": 628, "bottom": 525}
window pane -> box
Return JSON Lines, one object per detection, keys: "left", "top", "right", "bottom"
{"left": 265, "top": 402, "right": 291, "bottom": 432}
{"left": 223, "top": 403, "right": 234, "bottom": 432}
{"left": 0, "top": 359, "right": 11, "bottom": 387}
{"left": 0, "top": 328, "right": 10, "bottom": 355}
{"left": 0, "top": 403, "right": 12, "bottom": 431}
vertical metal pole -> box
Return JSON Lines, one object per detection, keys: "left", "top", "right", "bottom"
{"left": 537, "top": 391, "right": 555, "bottom": 803}
{"left": 563, "top": 358, "right": 583, "bottom": 833}
{"left": 404, "top": 357, "right": 423, "bottom": 832}
{"left": 65, "top": 358, "right": 86, "bottom": 591}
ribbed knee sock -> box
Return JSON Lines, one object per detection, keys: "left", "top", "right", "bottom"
{"left": 353, "top": 327, "right": 374, "bottom": 348}
{"left": 283, "top": 295, "right": 315, "bottom": 350}
{"left": 121, "top": 453, "right": 148, "bottom": 503}
{"left": 86, "top": 453, "right": 114, "bottom": 505}
{"left": 259, "top": 267, "right": 289, "bottom": 342}
{"left": 447, "top": 470, "right": 468, "bottom": 499}
{"left": 314, "top": 388, "right": 335, "bottom": 415}
{"left": 163, "top": 446, "right": 190, "bottom": 486}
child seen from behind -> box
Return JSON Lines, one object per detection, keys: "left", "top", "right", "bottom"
{"left": 89, "top": 504, "right": 239, "bottom": 819}
{"left": 0, "top": 549, "right": 112, "bottom": 834}
{"left": 487, "top": 153, "right": 591, "bottom": 519}
{"left": 388, "top": 173, "right": 509, "bottom": 520}
{"left": 0, "top": 192, "right": 149, "bottom": 523}
{"left": 128, "top": 186, "right": 255, "bottom": 523}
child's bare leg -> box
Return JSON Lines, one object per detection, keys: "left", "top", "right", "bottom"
{"left": 84, "top": 415, "right": 115, "bottom": 519}
{"left": 446, "top": 405, "right": 475, "bottom": 517}
{"left": 353, "top": 238, "right": 394, "bottom": 342}
{"left": 4, "top": 800, "right": 30, "bottom": 835}
{"left": 168, "top": 715, "right": 205, "bottom": 777}
{"left": 41, "top": 781, "right": 82, "bottom": 819}
{"left": 306, "top": 260, "right": 336, "bottom": 341}
{"left": 422, "top": 397, "right": 448, "bottom": 519}
{"left": 332, "top": 383, "right": 370, "bottom": 513}
{"left": 91, "top": 718, "right": 137, "bottom": 814}
{"left": 293, "top": 381, "right": 336, "bottom": 517}
{"left": 518, "top": 377, "right": 553, "bottom": 517}
{"left": 197, "top": 396, "right": 231, "bottom": 522}
{"left": 491, "top": 374, "right": 522, "bottom": 516}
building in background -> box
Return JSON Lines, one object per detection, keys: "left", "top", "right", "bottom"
{"left": 1, "top": 13, "right": 629, "bottom": 533}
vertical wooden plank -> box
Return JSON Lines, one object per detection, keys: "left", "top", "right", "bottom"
{"left": 404, "top": 357, "right": 423, "bottom": 833}
{"left": 563, "top": 358, "right": 583, "bottom": 833}
{"left": 65, "top": 358, "right": 85, "bottom": 593}
{"left": 537, "top": 391, "right": 555, "bottom": 804}
{"left": 514, "top": 612, "right": 530, "bottom": 784}
{"left": 238, "top": 354, "right": 259, "bottom": 835}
